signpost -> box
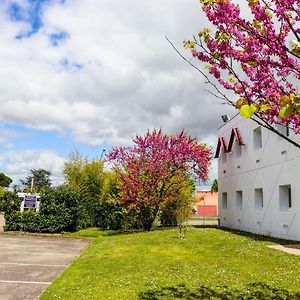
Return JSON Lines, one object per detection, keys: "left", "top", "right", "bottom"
{"left": 24, "top": 195, "right": 37, "bottom": 209}
{"left": 18, "top": 193, "right": 40, "bottom": 212}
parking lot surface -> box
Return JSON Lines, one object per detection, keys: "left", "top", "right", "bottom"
{"left": 0, "top": 234, "right": 90, "bottom": 300}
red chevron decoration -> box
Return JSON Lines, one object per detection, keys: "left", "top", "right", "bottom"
{"left": 215, "top": 128, "right": 244, "bottom": 158}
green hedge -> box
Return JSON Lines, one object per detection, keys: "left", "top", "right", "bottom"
{"left": 4, "top": 186, "right": 82, "bottom": 233}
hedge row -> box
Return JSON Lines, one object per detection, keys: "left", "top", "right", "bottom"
{"left": 4, "top": 186, "right": 82, "bottom": 233}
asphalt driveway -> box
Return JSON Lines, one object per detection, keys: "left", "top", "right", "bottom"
{"left": 0, "top": 234, "right": 90, "bottom": 300}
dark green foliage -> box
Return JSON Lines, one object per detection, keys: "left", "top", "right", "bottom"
{"left": 97, "top": 200, "right": 125, "bottom": 230}
{"left": 96, "top": 172, "right": 133, "bottom": 231}
{"left": 38, "top": 186, "right": 81, "bottom": 232}
{"left": 139, "top": 282, "right": 300, "bottom": 300}
{"left": 4, "top": 186, "right": 82, "bottom": 233}
{"left": 211, "top": 179, "right": 218, "bottom": 192}
{"left": 0, "top": 172, "right": 12, "bottom": 187}
{"left": 159, "top": 201, "right": 177, "bottom": 227}
{"left": 0, "top": 187, "right": 6, "bottom": 211}
{"left": 21, "top": 169, "right": 52, "bottom": 192}
{"left": 159, "top": 177, "right": 195, "bottom": 231}
{"left": 3, "top": 191, "right": 22, "bottom": 231}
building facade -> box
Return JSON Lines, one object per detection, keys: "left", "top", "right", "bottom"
{"left": 216, "top": 114, "right": 300, "bottom": 241}
{"left": 193, "top": 191, "right": 218, "bottom": 217}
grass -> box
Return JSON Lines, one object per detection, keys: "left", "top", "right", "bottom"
{"left": 40, "top": 228, "right": 300, "bottom": 299}
{"left": 62, "top": 227, "right": 104, "bottom": 238}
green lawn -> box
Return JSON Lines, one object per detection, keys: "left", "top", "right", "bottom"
{"left": 41, "top": 228, "right": 300, "bottom": 299}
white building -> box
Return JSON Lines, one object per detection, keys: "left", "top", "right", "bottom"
{"left": 216, "top": 114, "right": 300, "bottom": 241}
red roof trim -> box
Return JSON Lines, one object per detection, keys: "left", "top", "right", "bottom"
{"left": 227, "top": 128, "right": 245, "bottom": 152}
{"left": 214, "top": 137, "right": 227, "bottom": 158}
{"left": 215, "top": 128, "right": 244, "bottom": 158}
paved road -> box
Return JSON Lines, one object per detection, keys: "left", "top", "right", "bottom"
{"left": 0, "top": 234, "right": 90, "bottom": 300}
{"left": 187, "top": 219, "right": 218, "bottom": 226}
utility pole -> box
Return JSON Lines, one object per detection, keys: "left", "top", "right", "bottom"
{"left": 100, "top": 148, "right": 106, "bottom": 160}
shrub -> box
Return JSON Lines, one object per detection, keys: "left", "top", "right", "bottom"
{"left": 3, "top": 191, "right": 22, "bottom": 231}
{"left": 0, "top": 186, "right": 6, "bottom": 211}
{"left": 4, "top": 186, "right": 82, "bottom": 233}
{"left": 39, "top": 185, "right": 81, "bottom": 232}
{"left": 160, "top": 200, "right": 178, "bottom": 227}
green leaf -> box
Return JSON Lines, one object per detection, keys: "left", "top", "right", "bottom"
{"left": 228, "top": 77, "right": 235, "bottom": 83}
{"left": 280, "top": 95, "right": 290, "bottom": 107}
{"left": 239, "top": 104, "right": 257, "bottom": 118}
{"left": 279, "top": 105, "right": 293, "bottom": 118}
{"left": 260, "top": 104, "right": 272, "bottom": 112}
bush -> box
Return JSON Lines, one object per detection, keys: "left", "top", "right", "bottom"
{"left": 3, "top": 191, "right": 22, "bottom": 231}
{"left": 97, "top": 199, "right": 126, "bottom": 230}
{"left": 0, "top": 187, "right": 6, "bottom": 211}
{"left": 4, "top": 186, "right": 82, "bottom": 233}
{"left": 39, "top": 185, "right": 81, "bottom": 232}
{"left": 160, "top": 201, "right": 178, "bottom": 227}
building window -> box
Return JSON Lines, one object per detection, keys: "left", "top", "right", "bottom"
{"left": 222, "top": 192, "right": 228, "bottom": 209}
{"left": 255, "top": 188, "right": 263, "bottom": 211}
{"left": 253, "top": 126, "right": 262, "bottom": 150}
{"left": 236, "top": 191, "right": 243, "bottom": 210}
{"left": 279, "top": 185, "right": 292, "bottom": 211}
{"left": 277, "top": 124, "right": 290, "bottom": 137}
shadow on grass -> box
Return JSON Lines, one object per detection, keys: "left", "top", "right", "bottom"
{"left": 219, "top": 227, "right": 300, "bottom": 245}
{"left": 192, "top": 225, "right": 299, "bottom": 245}
{"left": 192, "top": 225, "right": 219, "bottom": 229}
{"left": 139, "top": 282, "right": 300, "bottom": 300}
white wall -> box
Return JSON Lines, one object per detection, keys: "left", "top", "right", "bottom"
{"left": 218, "top": 115, "right": 300, "bottom": 241}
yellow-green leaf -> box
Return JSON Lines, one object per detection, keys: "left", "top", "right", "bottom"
{"left": 293, "top": 94, "right": 300, "bottom": 104}
{"left": 183, "top": 40, "right": 196, "bottom": 49}
{"left": 240, "top": 104, "right": 257, "bottom": 118}
{"left": 252, "top": 21, "right": 261, "bottom": 29}
{"left": 228, "top": 77, "right": 235, "bottom": 83}
{"left": 260, "top": 104, "right": 272, "bottom": 112}
{"left": 280, "top": 95, "right": 290, "bottom": 107}
{"left": 279, "top": 105, "right": 293, "bottom": 118}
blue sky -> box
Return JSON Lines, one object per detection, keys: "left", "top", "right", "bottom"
{"left": 0, "top": 0, "right": 233, "bottom": 186}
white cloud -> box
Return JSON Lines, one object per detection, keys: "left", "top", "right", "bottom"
{"left": 0, "top": 0, "right": 234, "bottom": 147}
{"left": 0, "top": 128, "right": 18, "bottom": 148}
{"left": 0, "top": 149, "right": 65, "bottom": 186}
{"left": 0, "top": 0, "right": 239, "bottom": 184}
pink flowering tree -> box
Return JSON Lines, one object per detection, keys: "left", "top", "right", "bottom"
{"left": 107, "top": 129, "right": 212, "bottom": 231}
{"left": 184, "top": 0, "right": 300, "bottom": 147}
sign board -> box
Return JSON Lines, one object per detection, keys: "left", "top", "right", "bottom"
{"left": 24, "top": 195, "right": 37, "bottom": 209}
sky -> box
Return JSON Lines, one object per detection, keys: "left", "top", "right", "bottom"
{"left": 0, "top": 0, "right": 235, "bottom": 187}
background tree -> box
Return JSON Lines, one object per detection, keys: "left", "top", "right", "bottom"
{"left": 211, "top": 179, "right": 218, "bottom": 192}
{"left": 21, "top": 169, "right": 51, "bottom": 192}
{"left": 160, "top": 175, "right": 195, "bottom": 227}
{"left": 97, "top": 171, "right": 126, "bottom": 230}
{"left": 108, "top": 129, "right": 212, "bottom": 231}
{"left": 0, "top": 172, "right": 12, "bottom": 188}
{"left": 183, "top": 0, "right": 300, "bottom": 147}
{"left": 64, "top": 151, "right": 105, "bottom": 227}
{"left": 0, "top": 186, "right": 6, "bottom": 211}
